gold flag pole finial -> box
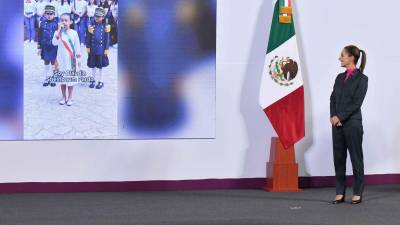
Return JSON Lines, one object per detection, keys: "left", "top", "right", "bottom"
{"left": 279, "top": 5, "right": 293, "bottom": 24}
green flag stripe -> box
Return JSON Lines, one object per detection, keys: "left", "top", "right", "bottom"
{"left": 266, "top": 1, "right": 295, "bottom": 54}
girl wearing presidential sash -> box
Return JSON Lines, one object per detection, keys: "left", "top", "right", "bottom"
{"left": 86, "top": 7, "right": 110, "bottom": 89}
{"left": 52, "top": 13, "right": 81, "bottom": 106}
{"left": 38, "top": 5, "right": 58, "bottom": 87}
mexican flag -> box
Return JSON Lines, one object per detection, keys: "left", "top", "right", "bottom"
{"left": 259, "top": 0, "right": 305, "bottom": 149}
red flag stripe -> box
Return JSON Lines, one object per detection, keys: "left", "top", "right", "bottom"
{"left": 263, "top": 86, "right": 305, "bottom": 149}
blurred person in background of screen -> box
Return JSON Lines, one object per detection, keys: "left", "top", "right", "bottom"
{"left": 119, "top": 0, "right": 216, "bottom": 137}
{"left": 0, "top": 0, "right": 23, "bottom": 139}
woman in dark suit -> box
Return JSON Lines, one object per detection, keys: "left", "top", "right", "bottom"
{"left": 330, "top": 45, "right": 368, "bottom": 204}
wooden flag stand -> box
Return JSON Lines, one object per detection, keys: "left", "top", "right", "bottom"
{"left": 265, "top": 137, "right": 300, "bottom": 192}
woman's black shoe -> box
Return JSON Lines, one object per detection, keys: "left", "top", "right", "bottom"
{"left": 331, "top": 196, "right": 345, "bottom": 204}
{"left": 351, "top": 197, "right": 362, "bottom": 204}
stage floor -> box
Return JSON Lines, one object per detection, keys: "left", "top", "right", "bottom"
{"left": 0, "top": 185, "right": 398, "bottom": 225}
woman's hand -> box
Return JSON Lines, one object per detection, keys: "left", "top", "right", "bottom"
{"left": 330, "top": 116, "right": 341, "bottom": 126}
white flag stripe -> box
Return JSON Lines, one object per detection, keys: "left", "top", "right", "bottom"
{"left": 259, "top": 36, "right": 303, "bottom": 108}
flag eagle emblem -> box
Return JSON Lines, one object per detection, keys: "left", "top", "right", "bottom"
{"left": 268, "top": 56, "right": 298, "bottom": 86}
